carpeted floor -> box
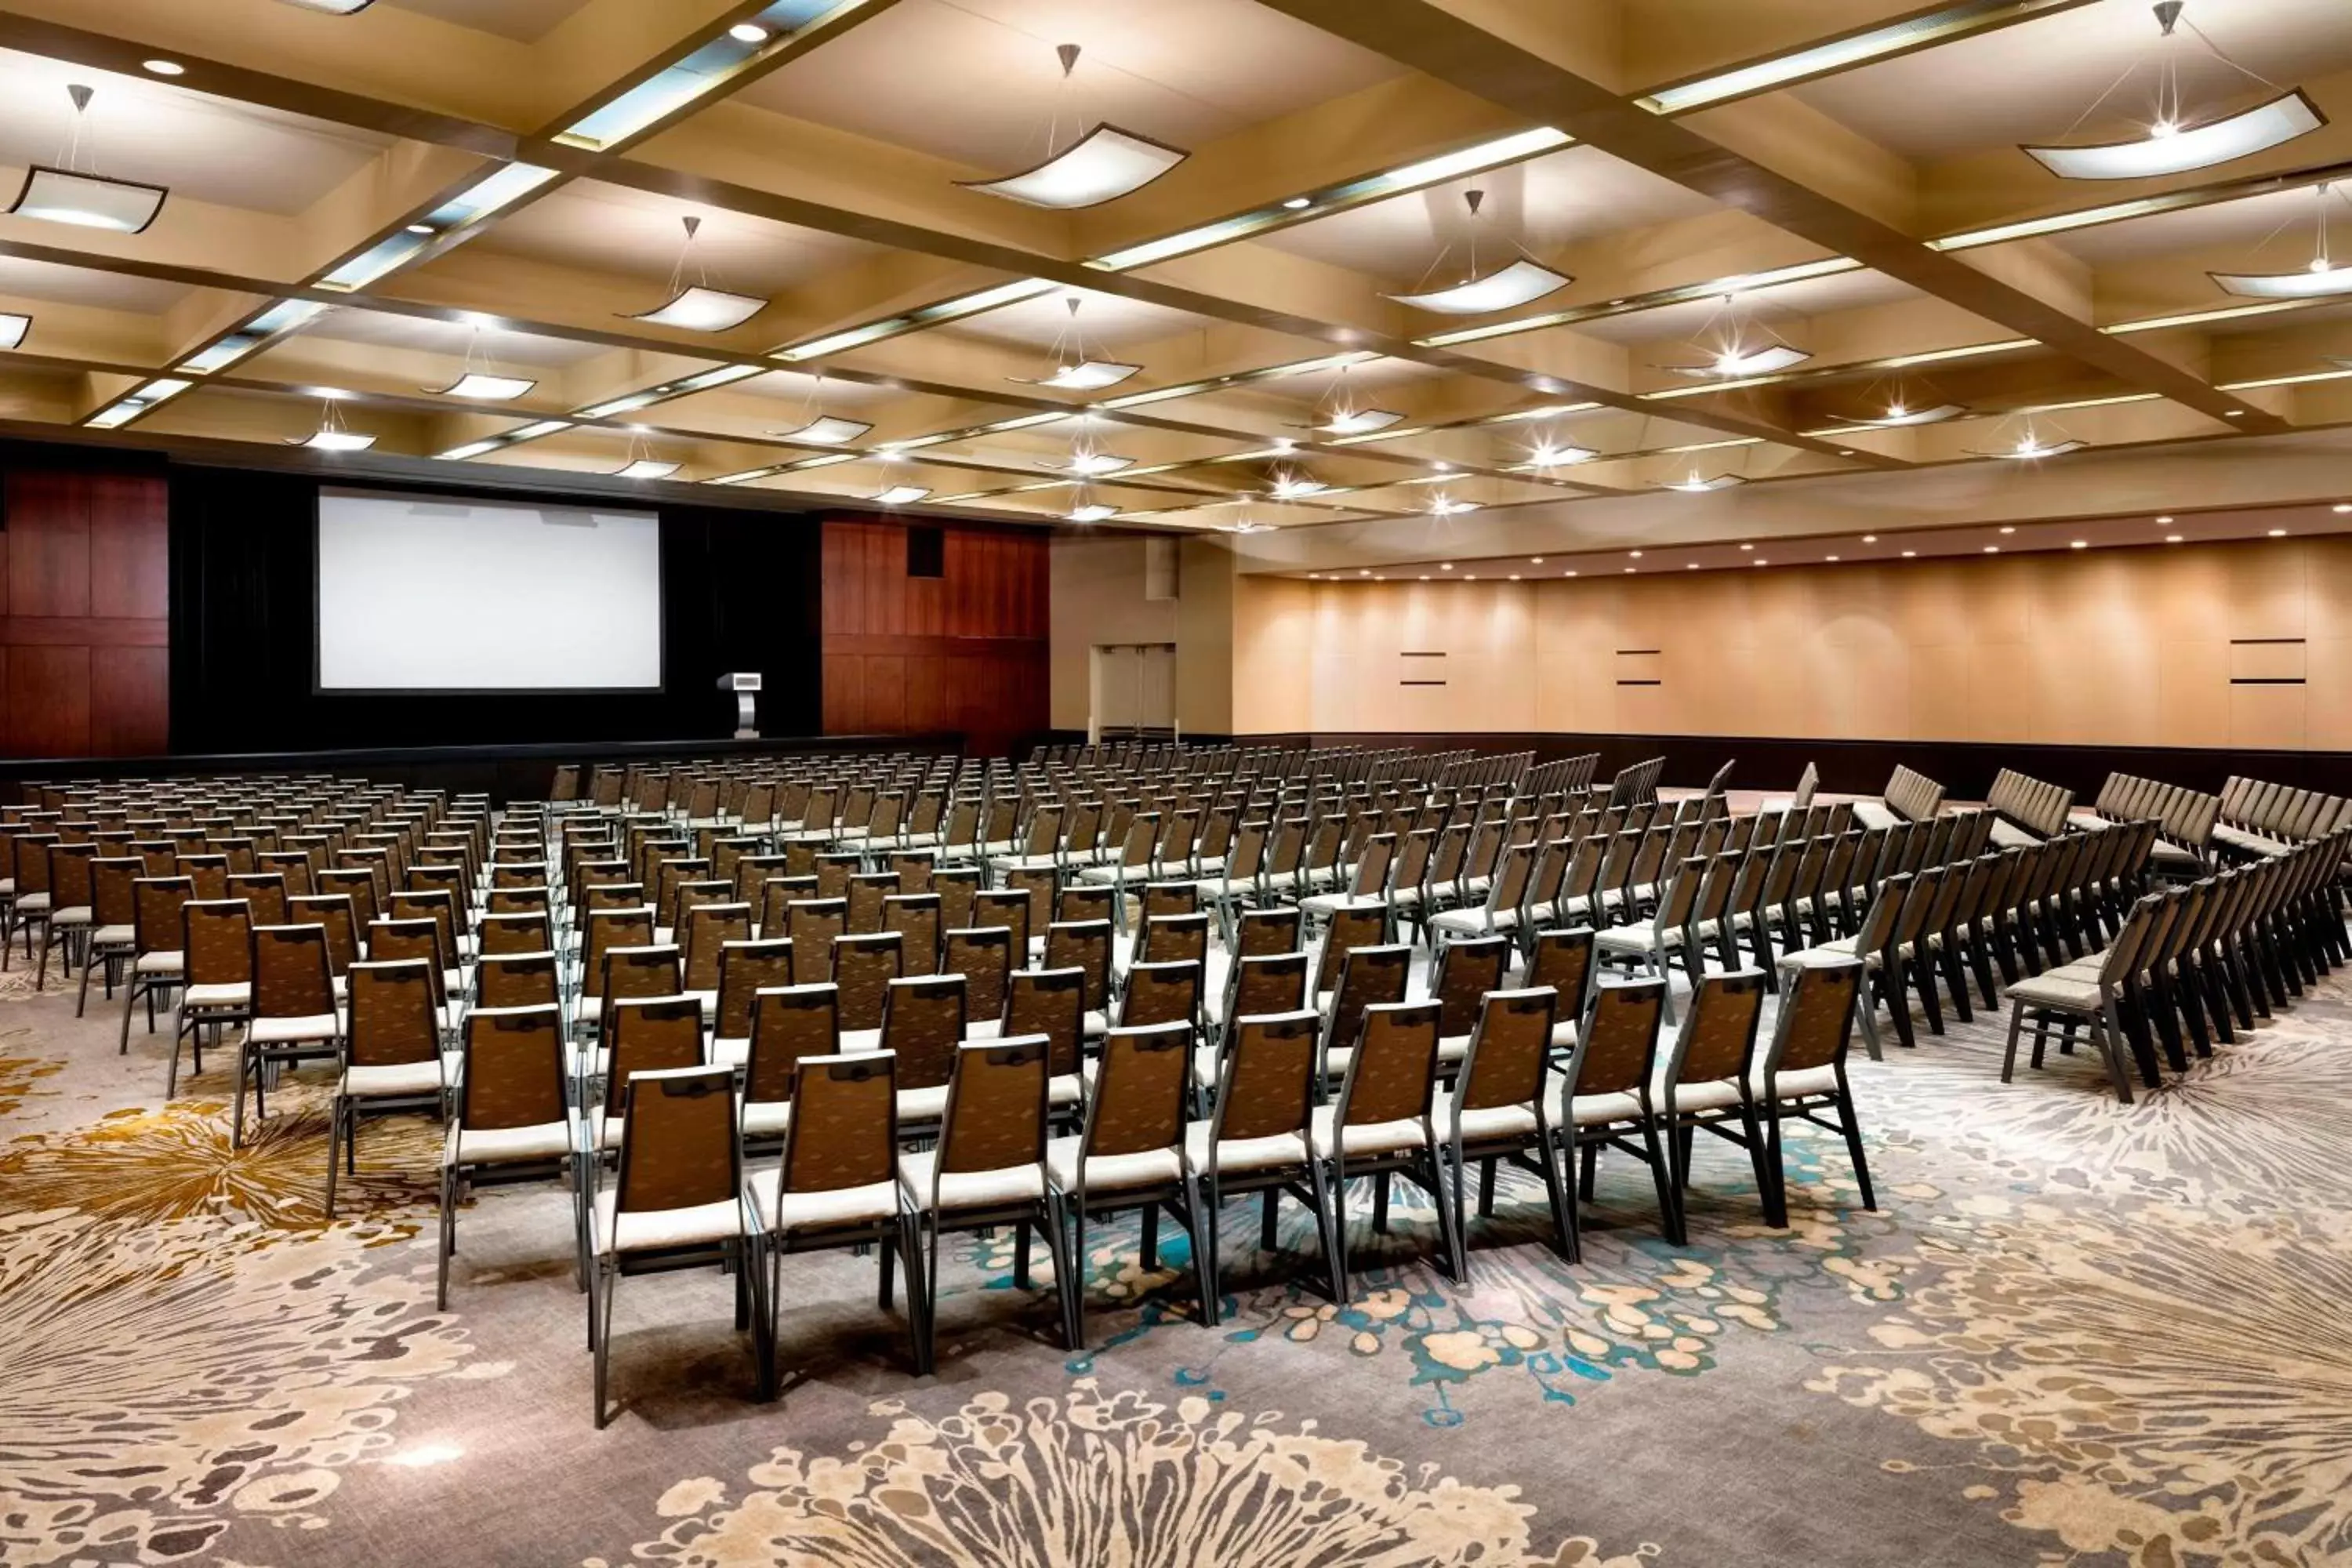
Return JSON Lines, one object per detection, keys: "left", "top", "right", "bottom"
{"left": 3, "top": 951, "right": 2348, "bottom": 1567}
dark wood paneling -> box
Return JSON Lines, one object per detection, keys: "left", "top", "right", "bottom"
{"left": 6, "top": 644, "right": 89, "bottom": 757}
{"left": 89, "top": 644, "right": 169, "bottom": 756}
{"left": 7, "top": 470, "right": 89, "bottom": 617}
{"left": 0, "top": 465, "right": 169, "bottom": 759}
{"left": 87, "top": 473, "right": 169, "bottom": 619}
{"left": 819, "top": 517, "right": 1049, "bottom": 750}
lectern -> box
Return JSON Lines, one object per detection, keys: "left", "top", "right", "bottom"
{"left": 717, "top": 672, "right": 762, "bottom": 739}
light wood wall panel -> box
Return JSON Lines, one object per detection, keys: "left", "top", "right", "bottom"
{"left": 1235, "top": 536, "right": 2350, "bottom": 750}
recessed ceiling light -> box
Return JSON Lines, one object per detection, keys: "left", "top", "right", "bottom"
{"left": 2225, "top": 409, "right": 2245, "bottom": 416}
{"left": 1440, "top": 562, "right": 1453, "bottom": 570}
{"left": 1838, "top": 449, "right": 1856, "bottom": 456}
{"left": 2070, "top": 539, "right": 2089, "bottom": 549}
{"left": 2268, "top": 528, "right": 2288, "bottom": 536}
{"left": 1508, "top": 573, "right": 1522, "bottom": 580}
{"left": 1563, "top": 570, "right": 1578, "bottom": 577}
{"left": 1530, "top": 557, "right": 1544, "bottom": 564}
{"left": 2156, "top": 515, "right": 2174, "bottom": 523}
{"left": 2166, "top": 534, "right": 2184, "bottom": 543}
{"left": 141, "top": 59, "right": 184, "bottom": 76}
{"left": 1623, "top": 567, "right": 1635, "bottom": 573}
{"left": 1685, "top": 563, "right": 1699, "bottom": 570}
{"left": 1737, "top": 543, "right": 1752, "bottom": 550}
{"left": 1825, "top": 554, "right": 1840, "bottom": 562}
{"left": 1628, "top": 550, "right": 1642, "bottom": 558}
{"left": 1752, "top": 559, "right": 1767, "bottom": 566}
{"left": 1420, "top": 574, "right": 1430, "bottom": 580}
{"left": 1464, "top": 573, "right": 1478, "bottom": 580}
{"left": 1860, "top": 534, "right": 1877, "bottom": 543}
{"left": 2335, "top": 503, "right": 2352, "bottom": 514}
{"left": 1983, "top": 545, "right": 2000, "bottom": 554}
{"left": 1900, "top": 550, "right": 1916, "bottom": 557}
{"left": 1999, "top": 526, "right": 2016, "bottom": 534}
{"left": 1283, "top": 196, "right": 1312, "bottom": 210}
{"left": 728, "top": 23, "right": 769, "bottom": 42}
{"left": 405, "top": 222, "right": 434, "bottom": 234}
{"left": 1358, "top": 568, "right": 1370, "bottom": 576}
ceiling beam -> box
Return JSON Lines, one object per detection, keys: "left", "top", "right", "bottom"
{"left": 1248, "top": 0, "right": 2288, "bottom": 436}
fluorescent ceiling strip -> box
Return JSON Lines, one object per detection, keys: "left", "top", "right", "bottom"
{"left": 706, "top": 466, "right": 785, "bottom": 485}
{"left": 321, "top": 164, "right": 558, "bottom": 291}
{"left": 437, "top": 440, "right": 503, "bottom": 460}
{"left": 84, "top": 377, "right": 192, "bottom": 429}
{"left": 2219, "top": 368, "right": 2352, "bottom": 390}
{"left": 1643, "top": 371, "right": 1798, "bottom": 398}
{"left": 510, "top": 419, "right": 572, "bottom": 439}
{"left": 2103, "top": 299, "right": 2314, "bottom": 333}
{"left": 1087, "top": 128, "right": 1570, "bottom": 273}
{"left": 172, "top": 299, "right": 333, "bottom": 376}
{"left": 1414, "top": 256, "right": 1861, "bottom": 348}
{"left": 1635, "top": 0, "right": 2084, "bottom": 114}
{"left": 1094, "top": 352, "right": 1374, "bottom": 409}
{"left": 2013, "top": 391, "right": 2161, "bottom": 412}
{"left": 1658, "top": 437, "right": 1763, "bottom": 454}
{"left": 579, "top": 391, "right": 662, "bottom": 418}
{"left": 558, "top": 0, "right": 862, "bottom": 149}
{"left": 1875, "top": 338, "right": 2037, "bottom": 369}
{"left": 771, "top": 415, "right": 873, "bottom": 445}
{"left": 774, "top": 278, "right": 1058, "bottom": 361}
{"left": 249, "top": 299, "right": 328, "bottom": 336}
{"left": 2021, "top": 92, "right": 2324, "bottom": 181}
{"left": 783, "top": 452, "right": 862, "bottom": 469}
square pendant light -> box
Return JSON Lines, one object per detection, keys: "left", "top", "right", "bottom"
{"left": 2211, "top": 264, "right": 2352, "bottom": 299}
{"left": 771, "top": 415, "right": 873, "bottom": 445}
{"left": 1527, "top": 443, "right": 1598, "bottom": 466}
{"left": 2021, "top": 90, "right": 2324, "bottom": 180}
{"left": 873, "top": 485, "right": 930, "bottom": 505}
{"left": 1066, "top": 503, "right": 1118, "bottom": 522}
{"left": 1048, "top": 452, "right": 1134, "bottom": 477}
{"left": 6, "top": 165, "right": 167, "bottom": 233}
{"left": 1429, "top": 497, "right": 1479, "bottom": 516}
{"left": 276, "top": 0, "right": 378, "bottom": 10}
{"left": 613, "top": 459, "right": 681, "bottom": 480}
{"left": 1022, "top": 360, "right": 1142, "bottom": 391}
{"left": 1673, "top": 344, "right": 1812, "bottom": 377}
{"left": 0, "top": 313, "right": 27, "bottom": 350}
{"left": 959, "top": 125, "right": 1189, "bottom": 209}
{"left": 293, "top": 430, "right": 376, "bottom": 452}
{"left": 1386, "top": 259, "right": 1572, "bottom": 315}
{"left": 430, "top": 372, "right": 536, "bottom": 401}
{"left": 1660, "top": 473, "right": 1744, "bottom": 492}
{"left": 1271, "top": 477, "right": 1328, "bottom": 500}
{"left": 624, "top": 285, "right": 768, "bottom": 332}
{"left": 1316, "top": 408, "right": 1404, "bottom": 435}
{"left": 1851, "top": 403, "right": 1965, "bottom": 426}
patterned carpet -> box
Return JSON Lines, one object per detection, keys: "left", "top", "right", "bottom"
{"left": 3, "top": 953, "right": 2347, "bottom": 1568}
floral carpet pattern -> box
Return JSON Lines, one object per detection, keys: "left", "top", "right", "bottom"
{"left": 1, "top": 960, "right": 2347, "bottom": 1566}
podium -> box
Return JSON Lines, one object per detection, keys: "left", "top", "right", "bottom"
{"left": 717, "top": 672, "right": 762, "bottom": 739}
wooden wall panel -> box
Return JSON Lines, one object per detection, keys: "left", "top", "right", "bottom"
{"left": 820, "top": 518, "right": 1050, "bottom": 751}
{"left": 0, "top": 466, "right": 169, "bottom": 759}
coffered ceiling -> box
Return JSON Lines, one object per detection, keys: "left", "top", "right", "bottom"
{"left": 3, "top": 0, "right": 2352, "bottom": 562}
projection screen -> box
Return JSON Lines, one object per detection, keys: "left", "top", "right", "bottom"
{"left": 315, "top": 488, "right": 664, "bottom": 691}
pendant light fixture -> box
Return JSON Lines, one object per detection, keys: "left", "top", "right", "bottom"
{"left": 1849, "top": 401, "right": 1966, "bottom": 427}
{"left": 1303, "top": 362, "right": 1402, "bottom": 435}
{"left": 1385, "top": 189, "right": 1570, "bottom": 315}
{"left": 1659, "top": 470, "right": 1744, "bottom": 492}
{"left": 426, "top": 325, "right": 535, "bottom": 401}
{"left": 960, "top": 45, "right": 1188, "bottom": 209}
{"left": 1667, "top": 292, "right": 1811, "bottom": 379}
{"left": 1268, "top": 464, "right": 1328, "bottom": 501}
{"left": 1013, "top": 297, "right": 1142, "bottom": 391}
{"left": 610, "top": 429, "right": 677, "bottom": 479}
{"left": 0, "top": 314, "right": 27, "bottom": 350}
{"left": 2020, "top": 2, "right": 2322, "bottom": 180}
{"left": 873, "top": 484, "right": 930, "bottom": 506}
{"left": 623, "top": 216, "right": 767, "bottom": 332}
{"left": 275, "top": 0, "right": 379, "bottom": 12}
{"left": 1064, "top": 482, "right": 1117, "bottom": 523}
{"left": 770, "top": 373, "right": 873, "bottom": 445}
{"left": 1968, "top": 416, "right": 2083, "bottom": 459}
{"left": 2212, "top": 183, "right": 2352, "bottom": 298}
{"left": 5, "top": 85, "right": 169, "bottom": 234}
{"left": 289, "top": 394, "right": 375, "bottom": 452}
{"left": 1041, "top": 435, "right": 1134, "bottom": 477}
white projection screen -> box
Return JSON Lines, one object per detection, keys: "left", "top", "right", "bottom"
{"left": 315, "top": 488, "right": 664, "bottom": 691}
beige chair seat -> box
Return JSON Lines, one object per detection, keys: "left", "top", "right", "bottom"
{"left": 1849, "top": 800, "right": 1900, "bottom": 830}
{"left": 898, "top": 1150, "right": 1047, "bottom": 1211}
{"left": 13, "top": 892, "right": 49, "bottom": 914}
{"left": 1555, "top": 1086, "right": 1647, "bottom": 1127}
{"left": 1308, "top": 1105, "right": 1428, "bottom": 1160}
{"left": 739, "top": 1098, "right": 792, "bottom": 1140}
{"left": 343, "top": 1059, "right": 445, "bottom": 1097}
{"left": 136, "top": 949, "right": 184, "bottom": 975}
{"left": 1428, "top": 906, "right": 1508, "bottom": 935}
{"left": 1046, "top": 1137, "right": 1184, "bottom": 1194}
{"left": 840, "top": 1027, "right": 882, "bottom": 1053}
{"left": 1437, "top": 1031, "right": 1473, "bottom": 1066}
{"left": 752, "top": 1174, "right": 897, "bottom": 1235}
{"left": 895, "top": 1083, "right": 951, "bottom": 1123}
{"left": 709, "top": 1036, "right": 750, "bottom": 1069}
{"left": 1439, "top": 1094, "right": 1540, "bottom": 1144}
{"left": 1550, "top": 1020, "right": 1579, "bottom": 1051}
{"left": 248, "top": 1012, "right": 340, "bottom": 1045}
{"left": 595, "top": 1191, "right": 744, "bottom": 1254}
{"left": 1751, "top": 1063, "right": 1838, "bottom": 1101}
{"left": 450, "top": 1116, "right": 579, "bottom": 1164}
{"left": 92, "top": 923, "right": 135, "bottom": 947}
{"left": 1987, "top": 819, "right": 2041, "bottom": 849}
{"left": 1183, "top": 1123, "right": 1308, "bottom": 1174}
{"left": 49, "top": 903, "right": 93, "bottom": 927}
{"left": 1301, "top": 891, "right": 1381, "bottom": 919}
{"left": 684, "top": 989, "right": 717, "bottom": 1025}
{"left": 184, "top": 981, "right": 252, "bottom": 1010}
{"left": 2005, "top": 974, "right": 2107, "bottom": 1009}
